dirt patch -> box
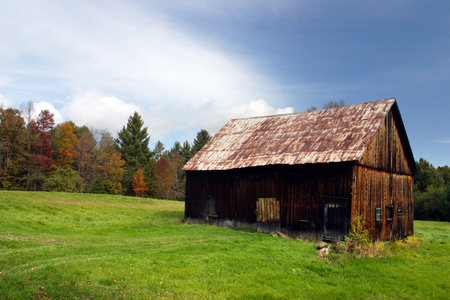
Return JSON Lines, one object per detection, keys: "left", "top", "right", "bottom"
{"left": 0, "top": 234, "right": 57, "bottom": 243}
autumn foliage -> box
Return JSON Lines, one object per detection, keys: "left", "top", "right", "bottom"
{"left": 0, "top": 104, "right": 209, "bottom": 199}
{"left": 132, "top": 168, "right": 147, "bottom": 197}
{"left": 55, "top": 122, "right": 78, "bottom": 168}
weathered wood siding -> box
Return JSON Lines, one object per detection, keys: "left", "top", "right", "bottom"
{"left": 352, "top": 165, "right": 414, "bottom": 240}
{"left": 185, "top": 163, "right": 353, "bottom": 239}
{"left": 359, "top": 110, "right": 412, "bottom": 175}
{"left": 354, "top": 110, "right": 414, "bottom": 240}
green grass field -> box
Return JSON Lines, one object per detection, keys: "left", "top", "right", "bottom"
{"left": 0, "top": 191, "right": 449, "bottom": 299}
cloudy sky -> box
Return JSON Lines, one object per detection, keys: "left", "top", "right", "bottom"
{"left": 1, "top": 0, "right": 449, "bottom": 167}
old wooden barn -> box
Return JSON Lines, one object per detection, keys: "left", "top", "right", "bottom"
{"left": 183, "top": 98, "right": 415, "bottom": 241}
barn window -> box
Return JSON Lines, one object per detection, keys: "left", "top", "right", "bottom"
{"left": 397, "top": 207, "right": 403, "bottom": 219}
{"left": 375, "top": 207, "right": 382, "bottom": 222}
{"left": 386, "top": 205, "right": 394, "bottom": 221}
{"left": 256, "top": 198, "right": 280, "bottom": 223}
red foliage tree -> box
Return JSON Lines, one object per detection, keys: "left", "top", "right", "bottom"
{"left": 31, "top": 109, "right": 55, "bottom": 170}
{"left": 26, "top": 109, "right": 55, "bottom": 190}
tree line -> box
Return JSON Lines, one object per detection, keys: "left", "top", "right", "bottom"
{"left": 1, "top": 101, "right": 449, "bottom": 220}
{"left": 0, "top": 101, "right": 211, "bottom": 200}
{"left": 413, "top": 159, "right": 450, "bottom": 221}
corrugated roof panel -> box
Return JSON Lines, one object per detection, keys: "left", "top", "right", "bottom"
{"left": 183, "top": 98, "right": 396, "bottom": 171}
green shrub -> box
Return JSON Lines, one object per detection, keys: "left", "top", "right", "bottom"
{"left": 88, "top": 175, "right": 123, "bottom": 195}
{"left": 343, "top": 212, "right": 388, "bottom": 258}
{"left": 43, "top": 167, "right": 83, "bottom": 192}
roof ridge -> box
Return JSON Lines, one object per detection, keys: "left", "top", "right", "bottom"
{"left": 229, "top": 98, "right": 396, "bottom": 121}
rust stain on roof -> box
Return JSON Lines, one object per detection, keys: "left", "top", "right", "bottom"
{"left": 183, "top": 98, "right": 396, "bottom": 171}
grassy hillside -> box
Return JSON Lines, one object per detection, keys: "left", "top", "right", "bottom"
{"left": 0, "top": 191, "right": 449, "bottom": 299}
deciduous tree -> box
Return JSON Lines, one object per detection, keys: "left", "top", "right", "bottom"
{"left": 73, "top": 126, "right": 96, "bottom": 187}
{"left": 132, "top": 168, "right": 147, "bottom": 197}
{"left": 414, "top": 158, "right": 444, "bottom": 192}
{"left": 306, "top": 100, "right": 346, "bottom": 111}
{"left": 43, "top": 167, "right": 83, "bottom": 192}
{"left": 323, "top": 99, "right": 345, "bottom": 109}
{"left": 26, "top": 109, "right": 55, "bottom": 190}
{"left": 153, "top": 157, "right": 175, "bottom": 200}
{"left": 414, "top": 159, "right": 449, "bottom": 221}
{"left": 0, "top": 107, "right": 28, "bottom": 189}
{"left": 54, "top": 122, "right": 78, "bottom": 168}
{"left": 30, "top": 109, "right": 55, "bottom": 170}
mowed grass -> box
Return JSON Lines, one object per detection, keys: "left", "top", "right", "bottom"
{"left": 0, "top": 191, "right": 449, "bottom": 299}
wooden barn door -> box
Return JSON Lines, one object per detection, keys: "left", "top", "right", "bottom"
{"left": 322, "top": 197, "right": 349, "bottom": 241}
{"left": 256, "top": 198, "right": 281, "bottom": 233}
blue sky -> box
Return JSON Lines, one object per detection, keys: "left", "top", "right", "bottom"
{"left": 1, "top": 0, "right": 449, "bottom": 167}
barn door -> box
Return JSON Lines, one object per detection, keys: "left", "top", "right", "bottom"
{"left": 204, "top": 195, "right": 217, "bottom": 217}
{"left": 256, "top": 198, "right": 281, "bottom": 233}
{"left": 323, "top": 202, "right": 348, "bottom": 241}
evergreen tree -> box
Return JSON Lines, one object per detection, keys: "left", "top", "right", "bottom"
{"left": 153, "top": 140, "right": 166, "bottom": 159}
{"left": 181, "top": 140, "right": 191, "bottom": 163}
{"left": 170, "top": 141, "right": 182, "bottom": 156}
{"left": 116, "top": 112, "right": 152, "bottom": 194}
{"left": 116, "top": 112, "right": 152, "bottom": 169}
{"left": 190, "top": 129, "right": 211, "bottom": 157}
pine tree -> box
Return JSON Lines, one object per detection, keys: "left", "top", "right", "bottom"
{"left": 181, "top": 140, "right": 191, "bottom": 163}
{"left": 116, "top": 112, "right": 152, "bottom": 194}
{"left": 190, "top": 129, "right": 211, "bottom": 157}
{"left": 116, "top": 112, "right": 152, "bottom": 169}
{"left": 153, "top": 140, "right": 166, "bottom": 159}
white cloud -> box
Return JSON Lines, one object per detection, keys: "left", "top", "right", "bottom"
{"left": 0, "top": 1, "right": 293, "bottom": 145}
{"left": 0, "top": 1, "right": 278, "bottom": 108}
{"left": 34, "top": 101, "right": 65, "bottom": 124}
{"left": 227, "top": 99, "right": 294, "bottom": 119}
{"left": 60, "top": 91, "right": 140, "bottom": 134}
{"left": 0, "top": 95, "right": 12, "bottom": 108}
{"left": 202, "top": 99, "right": 294, "bottom": 134}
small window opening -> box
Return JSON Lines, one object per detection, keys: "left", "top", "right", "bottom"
{"left": 375, "top": 207, "right": 382, "bottom": 222}
{"left": 397, "top": 207, "right": 403, "bottom": 219}
{"left": 386, "top": 205, "right": 394, "bottom": 221}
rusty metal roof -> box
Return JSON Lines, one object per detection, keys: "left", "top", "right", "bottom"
{"left": 183, "top": 98, "right": 397, "bottom": 171}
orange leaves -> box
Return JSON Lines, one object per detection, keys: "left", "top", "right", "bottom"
{"left": 54, "top": 122, "right": 78, "bottom": 168}
{"left": 132, "top": 168, "right": 147, "bottom": 197}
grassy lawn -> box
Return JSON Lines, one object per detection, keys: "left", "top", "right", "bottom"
{"left": 0, "top": 191, "right": 449, "bottom": 299}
